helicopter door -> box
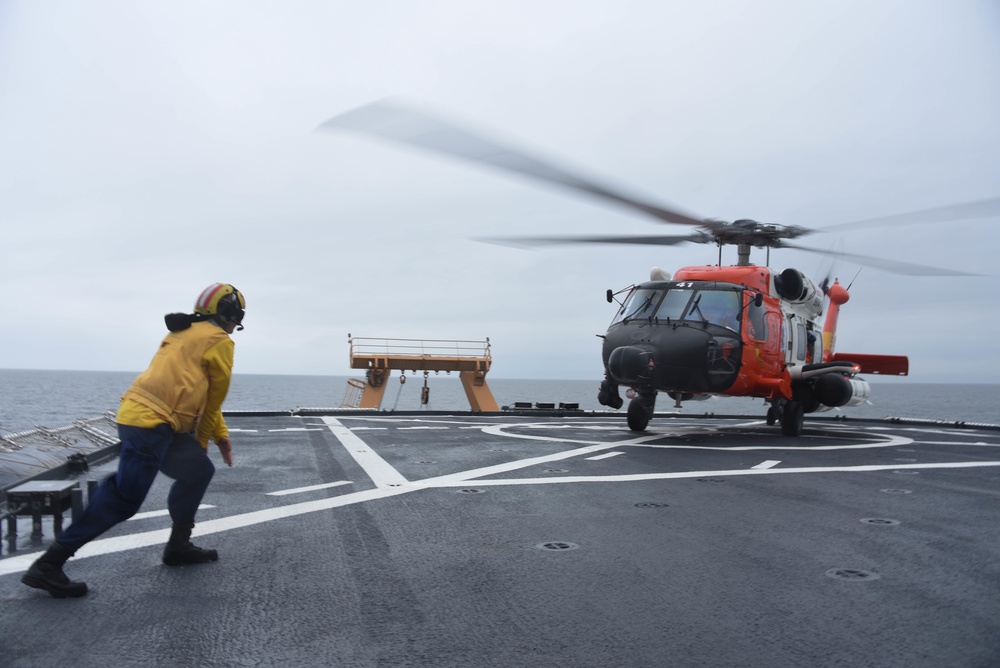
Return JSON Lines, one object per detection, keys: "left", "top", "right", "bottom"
{"left": 746, "top": 295, "right": 767, "bottom": 341}
{"left": 796, "top": 322, "right": 808, "bottom": 362}
{"left": 782, "top": 316, "right": 790, "bottom": 364}
{"left": 786, "top": 318, "right": 808, "bottom": 365}
{"left": 753, "top": 308, "right": 784, "bottom": 377}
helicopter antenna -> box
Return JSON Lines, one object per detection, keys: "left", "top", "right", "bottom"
{"left": 846, "top": 268, "right": 863, "bottom": 291}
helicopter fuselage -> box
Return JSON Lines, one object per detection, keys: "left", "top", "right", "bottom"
{"left": 597, "top": 263, "right": 901, "bottom": 434}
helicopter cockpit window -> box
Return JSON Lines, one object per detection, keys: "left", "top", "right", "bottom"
{"left": 688, "top": 290, "right": 741, "bottom": 330}
{"left": 613, "top": 288, "right": 663, "bottom": 324}
{"left": 654, "top": 289, "right": 692, "bottom": 321}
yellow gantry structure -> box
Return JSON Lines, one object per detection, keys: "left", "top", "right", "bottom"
{"left": 346, "top": 337, "right": 499, "bottom": 412}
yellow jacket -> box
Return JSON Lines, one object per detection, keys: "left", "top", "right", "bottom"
{"left": 117, "top": 320, "right": 235, "bottom": 448}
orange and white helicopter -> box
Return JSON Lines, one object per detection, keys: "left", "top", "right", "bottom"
{"left": 318, "top": 101, "right": 993, "bottom": 435}
{"left": 596, "top": 246, "right": 895, "bottom": 435}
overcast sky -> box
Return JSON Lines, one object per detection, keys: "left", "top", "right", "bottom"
{"left": 1, "top": 1, "right": 998, "bottom": 383}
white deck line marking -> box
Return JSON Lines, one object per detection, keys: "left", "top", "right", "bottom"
{"left": 479, "top": 422, "right": 665, "bottom": 447}
{"left": 267, "top": 481, "right": 352, "bottom": 496}
{"left": 898, "top": 427, "right": 1000, "bottom": 435}
{"left": 636, "top": 433, "right": 913, "bottom": 451}
{"left": 350, "top": 427, "right": 388, "bottom": 431}
{"left": 753, "top": 460, "right": 781, "bottom": 469}
{"left": 412, "top": 440, "right": 696, "bottom": 488}
{"left": 340, "top": 417, "right": 530, "bottom": 430}
{"left": 480, "top": 421, "right": 915, "bottom": 452}
{"left": 430, "top": 460, "right": 1000, "bottom": 487}
{"left": 0, "top": 487, "right": 414, "bottom": 576}
{"left": 4, "top": 458, "right": 999, "bottom": 577}
{"left": 267, "top": 428, "right": 322, "bottom": 432}
{"left": 127, "top": 504, "right": 214, "bottom": 521}
{"left": 322, "top": 417, "right": 409, "bottom": 489}
{"left": 921, "top": 440, "right": 1000, "bottom": 447}
{"left": 398, "top": 427, "right": 450, "bottom": 431}
{"left": 587, "top": 452, "right": 624, "bottom": 461}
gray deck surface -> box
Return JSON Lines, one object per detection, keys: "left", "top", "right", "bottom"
{"left": 2, "top": 412, "right": 999, "bottom": 667}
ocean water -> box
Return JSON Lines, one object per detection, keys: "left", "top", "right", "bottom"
{"left": 1, "top": 368, "right": 998, "bottom": 436}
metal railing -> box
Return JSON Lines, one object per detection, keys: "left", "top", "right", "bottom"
{"left": 349, "top": 337, "right": 491, "bottom": 361}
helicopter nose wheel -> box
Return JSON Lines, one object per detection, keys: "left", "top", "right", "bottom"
{"left": 627, "top": 394, "right": 655, "bottom": 432}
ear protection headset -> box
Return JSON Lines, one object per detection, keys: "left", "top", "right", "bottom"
{"left": 215, "top": 288, "right": 246, "bottom": 331}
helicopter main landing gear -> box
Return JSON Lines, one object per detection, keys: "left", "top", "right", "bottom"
{"left": 768, "top": 399, "right": 804, "bottom": 436}
{"left": 781, "top": 400, "right": 805, "bottom": 436}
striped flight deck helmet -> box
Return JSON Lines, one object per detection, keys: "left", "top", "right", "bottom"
{"left": 194, "top": 283, "right": 246, "bottom": 331}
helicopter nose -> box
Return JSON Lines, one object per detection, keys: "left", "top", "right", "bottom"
{"left": 607, "top": 345, "right": 657, "bottom": 384}
{"left": 607, "top": 327, "right": 741, "bottom": 393}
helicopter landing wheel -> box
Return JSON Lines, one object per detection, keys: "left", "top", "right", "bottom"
{"left": 627, "top": 397, "right": 651, "bottom": 432}
{"left": 766, "top": 405, "right": 778, "bottom": 426}
{"left": 780, "top": 400, "right": 804, "bottom": 436}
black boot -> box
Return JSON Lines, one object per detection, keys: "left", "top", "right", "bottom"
{"left": 162, "top": 525, "right": 218, "bottom": 566}
{"left": 21, "top": 542, "right": 88, "bottom": 598}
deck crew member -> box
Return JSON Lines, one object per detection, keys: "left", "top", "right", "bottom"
{"left": 22, "top": 283, "right": 246, "bottom": 598}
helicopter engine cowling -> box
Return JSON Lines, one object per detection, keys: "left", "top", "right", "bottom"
{"left": 774, "top": 268, "right": 824, "bottom": 318}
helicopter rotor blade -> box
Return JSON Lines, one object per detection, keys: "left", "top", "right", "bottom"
{"left": 784, "top": 242, "right": 981, "bottom": 276}
{"left": 474, "top": 234, "right": 702, "bottom": 249}
{"left": 316, "top": 100, "right": 707, "bottom": 228}
{"left": 822, "top": 196, "right": 1000, "bottom": 231}
{"left": 317, "top": 101, "right": 991, "bottom": 276}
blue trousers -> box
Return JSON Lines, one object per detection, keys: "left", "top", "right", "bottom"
{"left": 57, "top": 423, "right": 215, "bottom": 553}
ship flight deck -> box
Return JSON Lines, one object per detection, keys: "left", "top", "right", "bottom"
{"left": 2, "top": 411, "right": 999, "bottom": 667}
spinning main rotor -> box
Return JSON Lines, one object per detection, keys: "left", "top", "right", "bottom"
{"left": 317, "top": 100, "right": 995, "bottom": 276}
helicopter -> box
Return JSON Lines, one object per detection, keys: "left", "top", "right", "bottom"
{"left": 316, "top": 100, "right": 995, "bottom": 435}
